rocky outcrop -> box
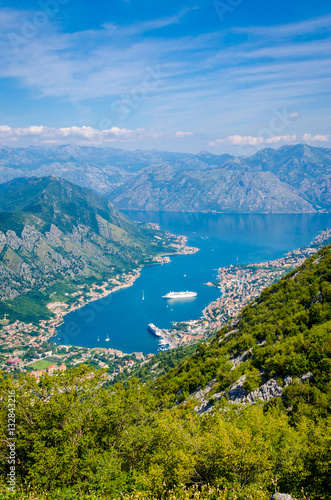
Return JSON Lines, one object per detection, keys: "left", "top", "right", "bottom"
{"left": 191, "top": 370, "right": 314, "bottom": 414}
{"left": 270, "top": 494, "right": 297, "bottom": 500}
{"left": 192, "top": 379, "right": 217, "bottom": 414}
{"left": 245, "top": 379, "right": 283, "bottom": 404}
{"left": 230, "top": 349, "right": 252, "bottom": 370}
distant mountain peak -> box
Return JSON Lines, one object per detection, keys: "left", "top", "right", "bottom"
{"left": 0, "top": 144, "right": 331, "bottom": 213}
{"left": 196, "top": 150, "right": 213, "bottom": 156}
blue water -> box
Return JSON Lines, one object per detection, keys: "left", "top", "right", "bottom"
{"left": 55, "top": 212, "right": 331, "bottom": 353}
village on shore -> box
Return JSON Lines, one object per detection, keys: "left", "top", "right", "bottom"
{"left": 1, "top": 227, "right": 330, "bottom": 378}
{"left": 141, "top": 228, "right": 331, "bottom": 350}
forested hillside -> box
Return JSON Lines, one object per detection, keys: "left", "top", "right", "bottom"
{"left": 0, "top": 244, "right": 331, "bottom": 500}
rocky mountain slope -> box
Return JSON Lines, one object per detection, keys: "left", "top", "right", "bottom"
{"left": 1, "top": 144, "right": 331, "bottom": 212}
{"left": 112, "top": 144, "right": 331, "bottom": 212}
{"left": 0, "top": 176, "right": 169, "bottom": 322}
{"left": 0, "top": 145, "right": 193, "bottom": 194}
{"left": 111, "top": 163, "right": 314, "bottom": 212}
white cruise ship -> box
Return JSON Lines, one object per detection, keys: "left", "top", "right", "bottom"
{"left": 162, "top": 291, "right": 197, "bottom": 299}
{"left": 147, "top": 323, "right": 163, "bottom": 336}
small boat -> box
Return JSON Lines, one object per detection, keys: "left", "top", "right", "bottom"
{"left": 97, "top": 336, "right": 99, "bottom": 342}
{"left": 105, "top": 334, "right": 110, "bottom": 342}
{"left": 142, "top": 290, "right": 145, "bottom": 301}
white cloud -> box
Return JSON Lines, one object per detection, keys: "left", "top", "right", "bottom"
{"left": 209, "top": 134, "right": 297, "bottom": 147}
{"left": 0, "top": 8, "right": 330, "bottom": 146}
{"left": 16, "top": 125, "right": 45, "bottom": 136}
{"left": 0, "top": 124, "right": 189, "bottom": 145}
{"left": 0, "top": 125, "right": 12, "bottom": 133}
{"left": 232, "top": 14, "right": 331, "bottom": 39}
{"left": 265, "top": 135, "right": 296, "bottom": 144}
{"left": 175, "top": 131, "right": 194, "bottom": 138}
{"left": 209, "top": 136, "right": 264, "bottom": 146}
{"left": 303, "top": 133, "right": 330, "bottom": 142}
{"left": 102, "top": 7, "right": 197, "bottom": 37}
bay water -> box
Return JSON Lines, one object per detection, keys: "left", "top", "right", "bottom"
{"left": 55, "top": 212, "right": 331, "bottom": 353}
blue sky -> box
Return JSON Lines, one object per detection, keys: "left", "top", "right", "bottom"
{"left": 0, "top": 0, "right": 330, "bottom": 153}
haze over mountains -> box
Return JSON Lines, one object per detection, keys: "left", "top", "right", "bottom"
{"left": 0, "top": 144, "right": 331, "bottom": 213}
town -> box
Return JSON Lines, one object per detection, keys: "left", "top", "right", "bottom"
{"left": 203, "top": 235, "right": 329, "bottom": 329}
{"left": 150, "top": 228, "right": 331, "bottom": 345}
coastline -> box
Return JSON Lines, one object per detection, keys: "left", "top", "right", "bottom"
{"left": 44, "top": 235, "right": 199, "bottom": 346}
{"left": 0, "top": 225, "right": 199, "bottom": 371}
{"left": 46, "top": 267, "right": 143, "bottom": 338}
{"left": 146, "top": 227, "right": 331, "bottom": 352}
{"left": 2, "top": 225, "right": 330, "bottom": 373}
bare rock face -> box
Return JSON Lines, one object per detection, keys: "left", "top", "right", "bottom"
{"left": 21, "top": 225, "right": 41, "bottom": 252}
{"left": 5, "top": 230, "right": 22, "bottom": 250}
{"left": 228, "top": 375, "right": 247, "bottom": 402}
{"left": 227, "top": 376, "right": 283, "bottom": 404}
{"left": 245, "top": 379, "right": 283, "bottom": 404}
{"left": 270, "top": 494, "right": 297, "bottom": 500}
{"left": 230, "top": 349, "right": 252, "bottom": 370}
{"left": 191, "top": 379, "right": 217, "bottom": 414}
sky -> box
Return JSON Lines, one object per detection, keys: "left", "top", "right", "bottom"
{"left": 0, "top": 0, "right": 330, "bottom": 154}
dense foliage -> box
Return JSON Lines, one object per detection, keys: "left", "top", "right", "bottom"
{"left": 1, "top": 245, "right": 331, "bottom": 499}
{"left": 0, "top": 366, "right": 330, "bottom": 500}
{"left": 110, "top": 344, "right": 197, "bottom": 386}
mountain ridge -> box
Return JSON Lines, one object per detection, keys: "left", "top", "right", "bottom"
{"left": 1, "top": 143, "right": 331, "bottom": 212}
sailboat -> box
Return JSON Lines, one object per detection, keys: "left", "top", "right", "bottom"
{"left": 142, "top": 290, "right": 145, "bottom": 301}
{"left": 105, "top": 334, "right": 110, "bottom": 342}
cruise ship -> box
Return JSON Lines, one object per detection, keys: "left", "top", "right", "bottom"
{"left": 162, "top": 291, "right": 197, "bottom": 299}
{"left": 147, "top": 323, "right": 163, "bottom": 337}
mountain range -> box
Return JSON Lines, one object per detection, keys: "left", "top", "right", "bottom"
{"left": 1, "top": 144, "right": 331, "bottom": 212}
{"left": 0, "top": 176, "right": 168, "bottom": 323}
